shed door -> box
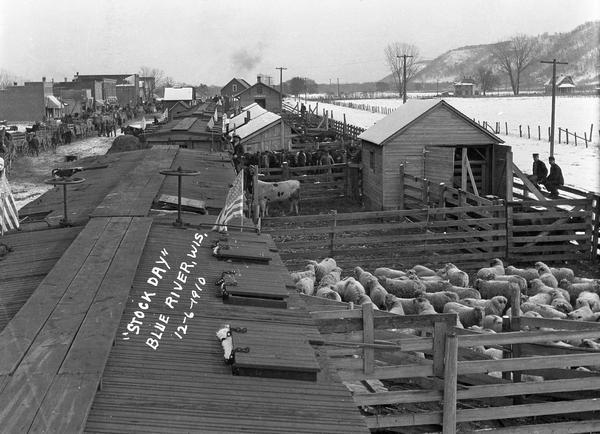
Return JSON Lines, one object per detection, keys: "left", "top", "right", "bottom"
{"left": 424, "top": 146, "right": 455, "bottom": 186}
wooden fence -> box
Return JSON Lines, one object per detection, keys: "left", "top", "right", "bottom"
{"left": 258, "top": 162, "right": 361, "bottom": 202}
{"left": 475, "top": 119, "right": 597, "bottom": 146}
{"left": 303, "top": 292, "right": 600, "bottom": 433}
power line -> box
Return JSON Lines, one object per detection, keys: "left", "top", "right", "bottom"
{"left": 540, "top": 58, "right": 568, "bottom": 157}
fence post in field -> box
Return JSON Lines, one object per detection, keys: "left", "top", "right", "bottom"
{"left": 505, "top": 122, "right": 508, "bottom": 135}
{"left": 590, "top": 124, "right": 594, "bottom": 143}
{"left": 329, "top": 209, "right": 338, "bottom": 257}
{"left": 399, "top": 164, "right": 405, "bottom": 210}
{"left": 442, "top": 331, "right": 458, "bottom": 434}
{"left": 438, "top": 183, "right": 447, "bottom": 210}
{"left": 575, "top": 133, "right": 578, "bottom": 146}
{"left": 362, "top": 302, "right": 375, "bottom": 375}
{"left": 519, "top": 125, "right": 522, "bottom": 137}
{"left": 433, "top": 321, "right": 448, "bottom": 377}
{"left": 527, "top": 125, "right": 530, "bottom": 139}
{"left": 343, "top": 114, "right": 347, "bottom": 145}
{"left": 566, "top": 128, "right": 569, "bottom": 144}
{"left": 584, "top": 132, "right": 588, "bottom": 147}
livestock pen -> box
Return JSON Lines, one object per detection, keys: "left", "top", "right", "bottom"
{"left": 303, "top": 293, "right": 600, "bottom": 433}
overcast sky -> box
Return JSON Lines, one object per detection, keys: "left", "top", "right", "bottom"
{"left": 1, "top": 0, "right": 598, "bottom": 86}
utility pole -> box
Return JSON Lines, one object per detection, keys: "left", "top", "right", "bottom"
{"left": 337, "top": 78, "right": 340, "bottom": 98}
{"left": 540, "top": 58, "right": 568, "bottom": 157}
{"left": 276, "top": 66, "right": 287, "bottom": 149}
{"left": 397, "top": 54, "right": 413, "bottom": 104}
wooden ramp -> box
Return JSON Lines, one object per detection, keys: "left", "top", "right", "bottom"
{"left": 0, "top": 216, "right": 152, "bottom": 433}
{"left": 91, "top": 147, "right": 177, "bottom": 217}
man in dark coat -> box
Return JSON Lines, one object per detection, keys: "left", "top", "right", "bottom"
{"left": 528, "top": 153, "right": 547, "bottom": 185}
{"left": 543, "top": 156, "right": 564, "bottom": 198}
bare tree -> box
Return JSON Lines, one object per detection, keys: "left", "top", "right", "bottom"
{"left": 139, "top": 66, "right": 166, "bottom": 98}
{"left": 475, "top": 66, "right": 500, "bottom": 96}
{"left": 384, "top": 43, "right": 420, "bottom": 98}
{"left": 0, "top": 69, "right": 21, "bottom": 89}
{"left": 490, "top": 34, "right": 537, "bottom": 95}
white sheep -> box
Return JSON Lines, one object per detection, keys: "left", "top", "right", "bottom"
{"left": 460, "top": 296, "right": 507, "bottom": 316}
{"left": 379, "top": 276, "right": 425, "bottom": 298}
{"left": 290, "top": 264, "right": 315, "bottom": 283}
{"left": 296, "top": 277, "right": 315, "bottom": 296}
{"left": 550, "top": 266, "right": 575, "bottom": 283}
{"left": 413, "top": 297, "right": 437, "bottom": 315}
{"left": 534, "top": 261, "right": 559, "bottom": 288}
{"left": 410, "top": 264, "right": 438, "bottom": 277}
{"left": 332, "top": 277, "right": 366, "bottom": 304}
{"left": 374, "top": 267, "right": 406, "bottom": 279}
{"left": 521, "top": 301, "right": 567, "bottom": 319}
{"left": 482, "top": 314, "right": 503, "bottom": 332}
{"left": 575, "top": 291, "right": 600, "bottom": 312}
{"left": 315, "top": 286, "right": 342, "bottom": 302}
{"left": 309, "top": 258, "right": 338, "bottom": 282}
{"left": 443, "top": 302, "right": 485, "bottom": 328}
{"left": 318, "top": 266, "right": 343, "bottom": 289}
{"left": 476, "top": 258, "right": 505, "bottom": 280}
{"left": 436, "top": 263, "right": 469, "bottom": 287}
{"left": 419, "top": 291, "right": 459, "bottom": 313}
{"left": 567, "top": 304, "right": 600, "bottom": 322}
{"left": 505, "top": 265, "right": 539, "bottom": 283}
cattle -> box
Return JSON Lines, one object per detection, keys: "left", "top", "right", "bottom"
{"left": 254, "top": 179, "right": 300, "bottom": 217}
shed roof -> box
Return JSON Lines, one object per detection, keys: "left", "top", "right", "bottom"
{"left": 163, "top": 87, "right": 194, "bottom": 101}
{"left": 45, "top": 95, "right": 64, "bottom": 109}
{"left": 229, "top": 103, "right": 268, "bottom": 130}
{"left": 231, "top": 111, "right": 281, "bottom": 140}
{"left": 358, "top": 99, "right": 503, "bottom": 146}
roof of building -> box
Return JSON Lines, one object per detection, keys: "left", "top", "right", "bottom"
{"left": 233, "top": 81, "right": 282, "bottom": 98}
{"left": 163, "top": 87, "right": 194, "bottom": 101}
{"left": 231, "top": 111, "right": 281, "bottom": 141}
{"left": 45, "top": 95, "right": 64, "bottom": 109}
{"left": 229, "top": 103, "right": 268, "bottom": 130}
{"left": 358, "top": 99, "right": 503, "bottom": 146}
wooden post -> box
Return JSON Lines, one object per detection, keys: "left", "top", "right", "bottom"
{"left": 575, "top": 133, "right": 578, "bottom": 146}
{"left": 566, "top": 128, "right": 569, "bottom": 144}
{"left": 519, "top": 125, "right": 522, "bottom": 137}
{"left": 590, "top": 124, "right": 594, "bottom": 143}
{"left": 329, "top": 210, "right": 337, "bottom": 257}
{"left": 558, "top": 128, "right": 561, "bottom": 144}
{"left": 461, "top": 148, "right": 468, "bottom": 191}
{"left": 422, "top": 178, "right": 429, "bottom": 205}
{"left": 252, "top": 165, "right": 259, "bottom": 224}
{"left": 282, "top": 161, "right": 289, "bottom": 180}
{"left": 584, "top": 132, "right": 588, "bottom": 148}
{"left": 433, "top": 321, "right": 448, "bottom": 377}
{"left": 538, "top": 125, "right": 541, "bottom": 140}
{"left": 442, "top": 332, "right": 458, "bottom": 434}
{"left": 505, "top": 150, "right": 513, "bottom": 202}
{"left": 505, "top": 122, "right": 508, "bottom": 135}
{"left": 548, "top": 126, "right": 551, "bottom": 142}
{"left": 439, "top": 183, "right": 447, "bottom": 209}
{"left": 585, "top": 193, "right": 594, "bottom": 262}
{"left": 399, "top": 164, "right": 405, "bottom": 210}
{"left": 527, "top": 125, "right": 530, "bottom": 139}
{"left": 510, "top": 282, "right": 522, "bottom": 389}
{"left": 592, "top": 195, "right": 600, "bottom": 264}
{"left": 362, "top": 302, "right": 375, "bottom": 375}
{"left": 343, "top": 113, "right": 347, "bottom": 145}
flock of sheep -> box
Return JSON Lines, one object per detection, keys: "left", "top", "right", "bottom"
{"left": 291, "top": 258, "right": 600, "bottom": 354}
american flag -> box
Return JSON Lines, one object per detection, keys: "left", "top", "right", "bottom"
{"left": 212, "top": 170, "right": 244, "bottom": 232}
{"left": 0, "top": 172, "right": 19, "bottom": 235}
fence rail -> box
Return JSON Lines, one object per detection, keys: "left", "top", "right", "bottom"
{"left": 303, "top": 291, "right": 600, "bottom": 433}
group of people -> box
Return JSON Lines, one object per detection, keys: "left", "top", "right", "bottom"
{"left": 528, "top": 153, "right": 564, "bottom": 199}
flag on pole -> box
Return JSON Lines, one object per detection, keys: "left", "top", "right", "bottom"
{"left": 212, "top": 170, "right": 244, "bottom": 232}
{"left": 212, "top": 107, "right": 218, "bottom": 123}
{"left": 141, "top": 116, "right": 146, "bottom": 131}
{"left": 0, "top": 160, "right": 19, "bottom": 235}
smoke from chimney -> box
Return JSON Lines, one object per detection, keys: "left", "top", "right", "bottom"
{"left": 230, "top": 43, "right": 266, "bottom": 72}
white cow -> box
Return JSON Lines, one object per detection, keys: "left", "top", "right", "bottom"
{"left": 255, "top": 179, "right": 300, "bottom": 217}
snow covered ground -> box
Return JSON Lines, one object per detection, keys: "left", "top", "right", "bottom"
{"left": 289, "top": 96, "right": 600, "bottom": 193}
{"left": 8, "top": 136, "right": 114, "bottom": 209}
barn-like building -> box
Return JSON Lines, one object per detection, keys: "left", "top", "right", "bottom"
{"left": 358, "top": 99, "right": 508, "bottom": 210}
{"left": 227, "top": 103, "right": 292, "bottom": 152}
{"left": 233, "top": 76, "right": 283, "bottom": 113}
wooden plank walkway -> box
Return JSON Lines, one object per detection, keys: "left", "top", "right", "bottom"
{"left": 0, "top": 216, "right": 152, "bottom": 433}
{"left": 0, "top": 226, "right": 81, "bottom": 332}
{"left": 91, "top": 147, "right": 177, "bottom": 217}
{"left": 86, "top": 223, "right": 367, "bottom": 433}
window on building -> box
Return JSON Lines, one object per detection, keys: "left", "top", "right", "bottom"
{"left": 232, "top": 84, "right": 237, "bottom": 92}
{"left": 256, "top": 85, "right": 263, "bottom": 94}
{"left": 370, "top": 151, "right": 375, "bottom": 171}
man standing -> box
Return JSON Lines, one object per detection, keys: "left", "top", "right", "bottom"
{"left": 544, "top": 156, "right": 564, "bottom": 199}
{"left": 528, "top": 153, "right": 547, "bottom": 185}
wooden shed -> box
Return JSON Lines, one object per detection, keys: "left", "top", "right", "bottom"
{"left": 231, "top": 110, "right": 292, "bottom": 153}
{"left": 358, "top": 99, "right": 508, "bottom": 210}
{"left": 234, "top": 76, "right": 283, "bottom": 114}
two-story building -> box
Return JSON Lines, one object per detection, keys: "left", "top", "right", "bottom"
{"left": 220, "top": 78, "right": 251, "bottom": 112}
{"left": 232, "top": 76, "right": 284, "bottom": 114}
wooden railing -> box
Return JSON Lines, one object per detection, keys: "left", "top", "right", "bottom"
{"left": 302, "top": 293, "right": 600, "bottom": 433}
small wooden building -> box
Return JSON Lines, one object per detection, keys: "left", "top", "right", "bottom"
{"left": 453, "top": 78, "right": 477, "bottom": 97}
{"left": 221, "top": 78, "right": 251, "bottom": 111}
{"left": 358, "top": 99, "right": 508, "bottom": 210}
{"left": 545, "top": 75, "right": 576, "bottom": 94}
{"left": 233, "top": 76, "right": 283, "bottom": 114}
{"left": 231, "top": 110, "right": 291, "bottom": 153}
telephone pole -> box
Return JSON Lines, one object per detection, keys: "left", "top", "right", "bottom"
{"left": 540, "top": 59, "right": 568, "bottom": 157}
{"left": 337, "top": 78, "right": 340, "bottom": 98}
{"left": 397, "top": 54, "right": 413, "bottom": 104}
{"left": 275, "top": 66, "right": 287, "bottom": 112}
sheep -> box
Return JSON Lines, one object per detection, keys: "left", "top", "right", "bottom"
{"left": 476, "top": 258, "right": 505, "bottom": 280}
{"left": 573, "top": 276, "right": 600, "bottom": 285}
{"left": 460, "top": 296, "right": 507, "bottom": 317}
{"left": 309, "top": 258, "right": 338, "bottom": 282}
{"left": 384, "top": 294, "right": 418, "bottom": 315}
{"left": 521, "top": 301, "right": 567, "bottom": 319}
{"left": 443, "top": 302, "right": 485, "bottom": 328}
{"left": 332, "top": 277, "right": 366, "bottom": 304}
{"left": 505, "top": 265, "right": 540, "bottom": 283}
{"left": 534, "top": 261, "right": 559, "bottom": 288}
{"left": 475, "top": 279, "right": 520, "bottom": 304}
{"left": 525, "top": 291, "right": 553, "bottom": 305}
{"left": 317, "top": 266, "right": 343, "bottom": 289}
{"left": 473, "top": 345, "right": 503, "bottom": 360}
{"left": 290, "top": 264, "right": 316, "bottom": 283}
{"left": 413, "top": 297, "right": 437, "bottom": 315}
{"left": 410, "top": 264, "right": 437, "bottom": 277}
{"left": 528, "top": 278, "right": 565, "bottom": 298}
{"left": 368, "top": 282, "right": 389, "bottom": 310}
{"left": 419, "top": 291, "right": 459, "bottom": 313}
{"left": 296, "top": 277, "right": 315, "bottom": 296}
{"left": 485, "top": 274, "right": 527, "bottom": 292}
{"left": 580, "top": 339, "right": 600, "bottom": 350}
{"left": 483, "top": 314, "right": 504, "bottom": 332}
{"left": 379, "top": 276, "right": 425, "bottom": 298}
{"left": 374, "top": 267, "right": 407, "bottom": 279}
{"left": 354, "top": 266, "right": 379, "bottom": 292}
{"left": 436, "top": 263, "right": 469, "bottom": 287}
{"left": 567, "top": 304, "right": 600, "bottom": 322}
{"left": 575, "top": 291, "right": 600, "bottom": 312}
{"left": 560, "top": 279, "right": 600, "bottom": 302}
{"left": 445, "top": 286, "right": 481, "bottom": 300}
{"left": 315, "top": 286, "right": 342, "bottom": 302}
{"left": 357, "top": 294, "right": 376, "bottom": 307}
{"left": 522, "top": 310, "right": 543, "bottom": 318}
{"left": 420, "top": 279, "right": 453, "bottom": 293}
{"left": 549, "top": 289, "right": 573, "bottom": 314}
{"left": 383, "top": 294, "right": 406, "bottom": 315}
{"left": 550, "top": 266, "right": 575, "bottom": 283}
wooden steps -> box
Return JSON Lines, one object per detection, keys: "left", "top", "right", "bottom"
{"left": 0, "top": 216, "right": 152, "bottom": 433}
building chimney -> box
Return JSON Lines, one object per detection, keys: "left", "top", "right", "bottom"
{"left": 256, "top": 75, "right": 262, "bottom": 84}
{"left": 51, "top": 78, "right": 54, "bottom": 83}
{"left": 42, "top": 77, "right": 46, "bottom": 82}
{"left": 13, "top": 82, "right": 17, "bottom": 86}
{"left": 64, "top": 77, "right": 67, "bottom": 82}
{"left": 245, "top": 110, "right": 251, "bottom": 123}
